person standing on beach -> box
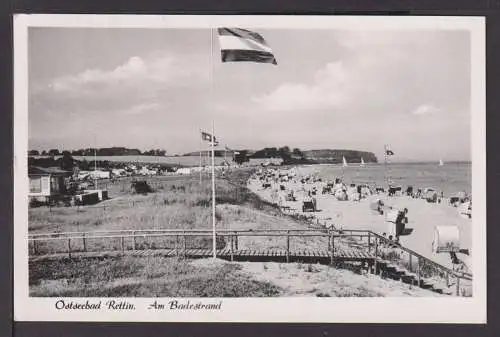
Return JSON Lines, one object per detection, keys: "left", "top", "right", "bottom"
{"left": 394, "top": 208, "right": 409, "bottom": 244}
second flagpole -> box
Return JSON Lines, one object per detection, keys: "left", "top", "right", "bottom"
{"left": 210, "top": 26, "right": 217, "bottom": 260}
{"left": 211, "top": 120, "right": 216, "bottom": 259}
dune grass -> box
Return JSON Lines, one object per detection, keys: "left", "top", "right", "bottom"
{"left": 29, "top": 256, "right": 281, "bottom": 297}
{"left": 29, "top": 168, "right": 349, "bottom": 255}
{"left": 29, "top": 169, "right": 283, "bottom": 234}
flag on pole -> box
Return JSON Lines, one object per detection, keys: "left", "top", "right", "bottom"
{"left": 201, "top": 131, "right": 219, "bottom": 146}
{"left": 225, "top": 145, "right": 231, "bottom": 151}
{"left": 385, "top": 145, "right": 395, "bottom": 156}
{"left": 218, "top": 28, "right": 277, "bottom": 65}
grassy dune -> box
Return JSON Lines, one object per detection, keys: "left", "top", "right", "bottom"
{"left": 29, "top": 256, "right": 281, "bottom": 297}
{"left": 29, "top": 256, "right": 441, "bottom": 297}
{"left": 29, "top": 170, "right": 283, "bottom": 234}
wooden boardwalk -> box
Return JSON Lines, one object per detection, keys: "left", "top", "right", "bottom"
{"left": 28, "top": 228, "right": 472, "bottom": 296}
{"left": 29, "top": 247, "right": 374, "bottom": 263}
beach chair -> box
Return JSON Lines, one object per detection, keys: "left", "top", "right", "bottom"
{"left": 406, "top": 186, "right": 413, "bottom": 196}
{"left": 426, "top": 191, "right": 438, "bottom": 203}
{"left": 302, "top": 200, "right": 316, "bottom": 212}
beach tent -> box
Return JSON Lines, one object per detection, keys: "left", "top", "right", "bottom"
{"left": 350, "top": 192, "right": 361, "bottom": 201}
{"left": 335, "top": 190, "right": 348, "bottom": 201}
{"left": 176, "top": 168, "right": 192, "bottom": 175}
{"left": 432, "top": 226, "right": 460, "bottom": 253}
{"left": 385, "top": 208, "right": 412, "bottom": 237}
{"left": 385, "top": 208, "right": 399, "bottom": 223}
{"left": 112, "top": 168, "right": 127, "bottom": 177}
{"left": 369, "top": 199, "right": 384, "bottom": 213}
{"left": 424, "top": 189, "right": 438, "bottom": 203}
{"left": 90, "top": 170, "right": 111, "bottom": 179}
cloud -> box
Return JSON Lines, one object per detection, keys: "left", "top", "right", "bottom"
{"left": 121, "top": 102, "right": 162, "bottom": 115}
{"left": 47, "top": 52, "right": 209, "bottom": 94}
{"left": 253, "top": 61, "right": 348, "bottom": 111}
{"left": 411, "top": 104, "right": 441, "bottom": 115}
{"left": 30, "top": 51, "right": 211, "bottom": 125}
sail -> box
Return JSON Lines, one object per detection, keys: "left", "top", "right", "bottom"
{"left": 361, "top": 157, "right": 365, "bottom": 167}
{"left": 343, "top": 156, "right": 348, "bottom": 167}
{"left": 439, "top": 159, "right": 444, "bottom": 166}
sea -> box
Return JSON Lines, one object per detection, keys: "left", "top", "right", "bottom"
{"left": 37, "top": 155, "right": 471, "bottom": 196}
{"left": 304, "top": 162, "right": 472, "bottom": 197}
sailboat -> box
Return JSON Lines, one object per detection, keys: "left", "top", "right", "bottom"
{"left": 439, "top": 158, "right": 444, "bottom": 167}
{"left": 360, "top": 157, "right": 365, "bottom": 167}
{"left": 342, "top": 156, "right": 348, "bottom": 167}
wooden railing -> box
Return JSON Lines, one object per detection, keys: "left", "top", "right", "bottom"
{"left": 29, "top": 228, "right": 332, "bottom": 263}
{"left": 28, "top": 228, "right": 472, "bottom": 295}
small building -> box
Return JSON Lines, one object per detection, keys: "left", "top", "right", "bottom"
{"left": 29, "top": 166, "right": 72, "bottom": 201}
{"left": 176, "top": 168, "right": 192, "bottom": 175}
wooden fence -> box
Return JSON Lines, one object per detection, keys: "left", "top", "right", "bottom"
{"left": 29, "top": 228, "right": 472, "bottom": 295}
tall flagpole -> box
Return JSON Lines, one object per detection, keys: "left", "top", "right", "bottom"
{"left": 211, "top": 121, "right": 216, "bottom": 259}
{"left": 210, "top": 26, "right": 217, "bottom": 260}
{"left": 199, "top": 129, "right": 202, "bottom": 184}
{"left": 93, "top": 133, "right": 97, "bottom": 189}
{"left": 384, "top": 145, "right": 387, "bottom": 186}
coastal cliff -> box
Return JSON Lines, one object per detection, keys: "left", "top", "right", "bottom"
{"left": 183, "top": 147, "right": 378, "bottom": 165}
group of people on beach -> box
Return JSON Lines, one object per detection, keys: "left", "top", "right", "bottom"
{"left": 260, "top": 166, "right": 472, "bottom": 219}
{"left": 248, "top": 167, "right": 472, "bottom": 275}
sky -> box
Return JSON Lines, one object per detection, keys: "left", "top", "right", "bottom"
{"left": 28, "top": 27, "right": 471, "bottom": 162}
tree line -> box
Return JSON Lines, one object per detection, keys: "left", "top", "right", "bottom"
{"left": 28, "top": 147, "right": 167, "bottom": 157}
{"left": 251, "top": 146, "right": 305, "bottom": 160}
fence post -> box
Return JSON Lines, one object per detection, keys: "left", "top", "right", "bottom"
{"left": 82, "top": 233, "right": 87, "bottom": 252}
{"left": 286, "top": 231, "right": 290, "bottom": 263}
{"left": 417, "top": 257, "right": 421, "bottom": 287}
{"left": 33, "top": 240, "right": 37, "bottom": 255}
{"left": 175, "top": 235, "right": 179, "bottom": 256}
{"left": 183, "top": 232, "right": 187, "bottom": 258}
{"left": 68, "top": 238, "right": 72, "bottom": 258}
{"left": 230, "top": 235, "right": 234, "bottom": 262}
{"left": 446, "top": 272, "right": 450, "bottom": 287}
{"left": 121, "top": 236, "right": 125, "bottom": 253}
{"left": 133, "top": 231, "right": 137, "bottom": 250}
{"left": 374, "top": 236, "right": 378, "bottom": 275}
{"left": 456, "top": 276, "right": 461, "bottom": 296}
{"left": 235, "top": 234, "right": 238, "bottom": 250}
{"left": 409, "top": 253, "right": 413, "bottom": 273}
{"left": 330, "top": 233, "right": 335, "bottom": 265}
{"left": 368, "top": 232, "right": 371, "bottom": 253}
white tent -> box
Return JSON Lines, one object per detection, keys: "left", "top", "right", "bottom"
{"left": 432, "top": 225, "right": 460, "bottom": 253}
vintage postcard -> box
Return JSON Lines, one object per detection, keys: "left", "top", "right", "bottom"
{"left": 14, "top": 14, "right": 486, "bottom": 322}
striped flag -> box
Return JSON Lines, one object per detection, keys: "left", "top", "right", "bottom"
{"left": 385, "top": 145, "right": 395, "bottom": 156}
{"left": 201, "top": 131, "right": 219, "bottom": 145}
{"left": 218, "top": 28, "right": 277, "bottom": 65}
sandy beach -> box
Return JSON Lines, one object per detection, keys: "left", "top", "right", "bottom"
{"left": 248, "top": 165, "right": 472, "bottom": 272}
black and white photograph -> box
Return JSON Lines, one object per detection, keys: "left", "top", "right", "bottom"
{"left": 14, "top": 15, "right": 486, "bottom": 322}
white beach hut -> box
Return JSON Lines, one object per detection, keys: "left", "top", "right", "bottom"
{"left": 432, "top": 225, "right": 461, "bottom": 253}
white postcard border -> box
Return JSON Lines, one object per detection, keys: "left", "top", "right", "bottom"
{"left": 13, "top": 14, "right": 487, "bottom": 323}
